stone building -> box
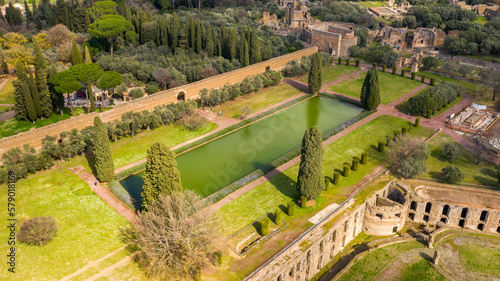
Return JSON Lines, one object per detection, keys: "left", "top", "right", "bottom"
{"left": 260, "top": 11, "right": 279, "bottom": 30}
{"left": 302, "top": 22, "right": 365, "bottom": 57}
{"left": 285, "top": 0, "right": 316, "bottom": 29}
{"left": 376, "top": 26, "right": 446, "bottom": 50}
{"left": 245, "top": 181, "right": 500, "bottom": 281}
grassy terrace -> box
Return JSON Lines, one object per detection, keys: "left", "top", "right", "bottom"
{"left": 0, "top": 167, "right": 140, "bottom": 280}
{"left": 358, "top": 1, "right": 387, "bottom": 8}
{"left": 399, "top": 259, "right": 445, "bottom": 281}
{"left": 460, "top": 244, "right": 500, "bottom": 276}
{"left": 329, "top": 72, "right": 423, "bottom": 104}
{"left": 422, "top": 132, "right": 498, "bottom": 186}
{"left": 298, "top": 64, "right": 361, "bottom": 84}
{"left": 0, "top": 77, "right": 15, "bottom": 104}
{"left": 337, "top": 240, "right": 426, "bottom": 281}
{"left": 214, "top": 83, "right": 302, "bottom": 119}
{"left": 206, "top": 116, "right": 434, "bottom": 280}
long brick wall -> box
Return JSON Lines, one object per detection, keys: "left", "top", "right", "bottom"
{"left": 0, "top": 47, "right": 318, "bottom": 155}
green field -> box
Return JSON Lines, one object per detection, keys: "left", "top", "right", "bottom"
{"left": 459, "top": 244, "right": 500, "bottom": 275}
{"left": 422, "top": 133, "right": 498, "bottom": 186}
{"left": 358, "top": 1, "right": 387, "bottom": 8}
{"left": 330, "top": 72, "right": 423, "bottom": 104}
{"left": 473, "top": 16, "right": 488, "bottom": 24}
{"left": 0, "top": 77, "right": 15, "bottom": 104}
{"left": 298, "top": 64, "right": 361, "bottom": 84}
{"left": 399, "top": 259, "right": 445, "bottom": 281}
{"left": 337, "top": 241, "right": 426, "bottom": 281}
{"left": 207, "top": 115, "right": 433, "bottom": 280}
{"left": 214, "top": 83, "right": 302, "bottom": 119}
{"left": 0, "top": 167, "right": 133, "bottom": 280}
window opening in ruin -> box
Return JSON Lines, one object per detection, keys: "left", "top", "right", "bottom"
{"left": 461, "top": 208, "right": 469, "bottom": 218}
{"left": 342, "top": 236, "right": 346, "bottom": 247}
{"left": 278, "top": 275, "right": 283, "bottom": 281}
{"left": 480, "top": 210, "right": 489, "bottom": 222}
{"left": 266, "top": 66, "right": 270, "bottom": 71}
{"left": 319, "top": 241, "right": 324, "bottom": 252}
{"left": 393, "top": 226, "right": 398, "bottom": 233}
{"left": 440, "top": 217, "right": 447, "bottom": 224}
{"left": 442, "top": 205, "right": 450, "bottom": 217}
{"left": 376, "top": 213, "right": 383, "bottom": 220}
{"left": 317, "top": 256, "right": 323, "bottom": 269}
{"left": 354, "top": 213, "right": 358, "bottom": 223}
{"left": 420, "top": 39, "right": 424, "bottom": 43}
{"left": 497, "top": 226, "right": 500, "bottom": 234}
{"left": 395, "top": 213, "right": 401, "bottom": 218}
{"left": 459, "top": 219, "right": 465, "bottom": 228}
{"left": 344, "top": 221, "right": 348, "bottom": 232}
{"left": 408, "top": 213, "right": 415, "bottom": 221}
{"left": 352, "top": 226, "right": 356, "bottom": 238}
{"left": 289, "top": 266, "right": 294, "bottom": 277}
{"left": 423, "top": 215, "right": 429, "bottom": 222}
{"left": 478, "top": 223, "right": 485, "bottom": 231}
{"left": 410, "top": 201, "right": 417, "bottom": 211}
{"left": 425, "top": 203, "right": 432, "bottom": 213}
{"left": 177, "top": 91, "right": 185, "bottom": 101}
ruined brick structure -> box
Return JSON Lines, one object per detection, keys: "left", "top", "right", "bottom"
{"left": 377, "top": 26, "right": 446, "bottom": 50}
{"left": 260, "top": 12, "right": 279, "bottom": 30}
{"left": 0, "top": 47, "right": 318, "bottom": 156}
{"left": 302, "top": 22, "right": 365, "bottom": 57}
{"left": 244, "top": 181, "right": 500, "bottom": 281}
{"left": 285, "top": 0, "right": 316, "bottom": 29}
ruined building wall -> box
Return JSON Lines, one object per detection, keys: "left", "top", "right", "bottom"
{"left": 0, "top": 47, "right": 318, "bottom": 156}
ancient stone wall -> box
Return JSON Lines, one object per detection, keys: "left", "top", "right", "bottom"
{"left": 0, "top": 47, "right": 318, "bottom": 156}
{"left": 302, "top": 23, "right": 360, "bottom": 57}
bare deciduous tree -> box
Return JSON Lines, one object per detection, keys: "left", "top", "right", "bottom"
{"left": 386, "top": 135, "right": 429, "bottom": 169}
{"left": 123, "top": 190, "right": 215, "bottom": 279}
{"left": 471, "top": 137, "right": 489, "bottom": 165}
{"left": 152, "top": 68, "right": 172, "bottom": 90}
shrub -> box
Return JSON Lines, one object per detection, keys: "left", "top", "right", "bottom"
{"left": 275, "top": 209, "right": 283, "bottom": 224}
{"left": 361, "top": 152, "right": 367, "bottom": 164}
{"left": 260, "top": 217, "right": 270, "bottom": 236}
{"left": 352, "top": 158, "right": 359, "bottom": 171}
{"left": 372, "top": 62, "right": 377, "bottom": 69}
{"left": 411, "top": 72, "right": 416, "bottom": 80}
{"left": 324, "top": 177, "right": 331, "bottom": 191}
{"left": 378, "top": 141, "right": 385, "bottom": 152}
{"left": 441, "top": 165, "right": 464, "bottom": 184}
{"left": 401, "top": 69, "right": 406, "bottom": 77}
{"left": 346, "top": 59, "right": 350, "bottom": 66}
{"left": 397, "top": 157, "right": 427, "bottom": 178}
{"left": 17, "top": 217, "right": 58, "bottom": 246}
{"left": 383, "top": 65, "right": 386, "bottom": 72}
{"left": 356, "top": 60, "right": 360, "bottom": 67}
{"left": 443, "top": 142, "right": 460, "bottom": 162}
{"left": 427, "top": 110, "right": 432, "bottom": 118}
{"left": 211, "top": 251, "right": 222, "bottom": 267}
{"left": 392, "top": 67, "right": 397, "bottom": 75}
{"left": 415, "top": 117, "right": 420, "bottom": 127}
{"left": 300, "top": 196, "right": 307, "bottom": 208}
{"left": 287, "top": 201, "right": 295, "bottom": 216}
{"left": 402, "top": 127, "right": 408, "bottom": 135}
{"left": 421, "top": 75, "right": 426, "bottom": 82}
{"left": 333, "top": 171, "right": 340, "bottom": 184}
{"left": 128, "top": 88, "right": 144, "bottom": 98}
{"left": 181, "top": 113, "right": 207, "bottom": 131}
{"left": 430, "top": 78, "right": 436, "bottom": 86}
{"left": 338, "top": 57, "right": 342, "bottom": 64}
{"left": 343, "top": 164, "right": 350, "bottom": 177}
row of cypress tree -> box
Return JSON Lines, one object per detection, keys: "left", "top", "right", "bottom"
{"left": 13, "top": 39, "right": 52, "bottom": 122}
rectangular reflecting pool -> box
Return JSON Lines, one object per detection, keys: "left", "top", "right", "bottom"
{"left": 120, "top": 97, "right": 362, "bottom": 201}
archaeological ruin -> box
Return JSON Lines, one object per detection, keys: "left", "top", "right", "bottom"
{"left": 244, "top": 180, "right": 500, "bottom": 281}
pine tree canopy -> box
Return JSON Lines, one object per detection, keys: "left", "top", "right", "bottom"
{"left": 296, "top": 126, "right": 325, "bottom": 200}
{"left": 141, "top": 142, "right": 182, "bottom": 209}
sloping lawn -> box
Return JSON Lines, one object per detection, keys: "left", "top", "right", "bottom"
{"left": 207, "top": 115, "right": 433, "bottom": 281}
{"left": 399, "top": 259, "right": 446, "bottom": 281}
{"left": 422, "top": 133, "right": 498, "bottom": 186}
{"left": 298, "top": 64, "right": 361, "bottom": 84}
{"left": 329, "top": 72, "right": 423, "bottom": 104}
{"left": 0, "top": 77, "right": 15, "bottom": 104}
{"left": 214, "top": 83, "right": 302, "bottom": 119}
{"left": 0, "top": 167, "right": 130, "bottom": 281}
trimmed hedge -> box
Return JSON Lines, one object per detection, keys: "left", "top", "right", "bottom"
{"left": 212, "top": 251, "right": 223, "bottom": 267}
{"left": 287, "top": 201, "right": 295, "bottom": 216}
{"left": 333, "top": 171, "right": 340, "bottom": 184}
{"left": 378, "top": 141, "right": 385, "bottom": 152}
{"left": 415, "top": 117, "right": 420, "bottom": 127}
{"left": 346, "top": 59, "right": 350, "bottom": 66}
{"left": 338, "top": 57, "right": 342, "bottom": 64}
{"left": 260, "top": 217, "right": 270, "bottom": 236}
{"left": 352, "top": 157, "right": 359, "bottom": 171}
{"left": 275, "top": 209, "right": 283, "bottom": 224}
{"left": 401, "top": 69, "right": 406, "bottom": 77}
{"left": 108, "top": 180, "right": 138, "bottom": 210}
{"left": 361, "top": 152, "right": 367, "bottom": 164}
{"left": 411, "top": 72, "right": 416, "bottom": 80}
{"left": 343, "top": 164, "right": 350, "bottom": 177}
{"left": 324, "top": 177, "right": 331, "bottom": 191}
{"left": 356, "top": 60, "right": 360, "bottom": 67}
{"left": 300, "top": 196, "right": 307, "bottom": 208}
{"left": 392, "top": 67, "right": 397, "bottom": 75}
{"left": 383, "top": 65, "right": 387, "bottom": 72}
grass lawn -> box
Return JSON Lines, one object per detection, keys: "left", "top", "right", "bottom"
{"left": 473, "top": 16, "right": 488, "bottom": 24}
{"left": 0, "top": 105, "right": 12, "bottom": 111}
{"left": 0, "top": 107, "right": 114, "bottom": 138}
{"left": 206, "top": 115, "right": 434, "bottom": 280}
{"left": 0, "top": 167, "right": 133, "bottom": 280}
{"left": 330, "top": 72, "right": 423, "bottom": 105}
{"left": 214, "top": 83, "right": 302, "bottom": 119}
{"left": 337, "top": 241, "right": 426, "bottom": 281}
{"left": 0, "top": 77, "right": 15, "bottom": 104}
{"left": 298, "top": 64, "right": 361, "bottom": 84}
{"left": 459, "top": 244, "right": 500, "bottom": 276}
{"left": 422, "top": 132, "right": 498, "bottom": 186}
{"left": 358, "top": 1, "right": 387, "bottom": 8}
{"left": 399, "top": 259, "right": 445, "bottom": 281}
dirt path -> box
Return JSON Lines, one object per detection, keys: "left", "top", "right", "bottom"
{"left": 59, "top": 246, "right": 126, "bottom": 281}
{"left": 69, "top": 166, "right": 139, "bottom": 226}
{"left": 85, "top": 256, "right": 132, "bottom": 281}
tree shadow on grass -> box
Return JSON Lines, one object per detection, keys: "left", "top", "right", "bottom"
{"left": 480, "top": 167, "right": 497, "bottom": 178}
{"left": 473, "top": 176, "right": 497, "bottom": 187}
{"left": 283, "top": 79, "right": 310, "bottom": 94}
{"left": 428, "top": 171, "right": 443, "bottom": 181}
{"left": 84, "top": 149, "right": 97, "bottom": 176}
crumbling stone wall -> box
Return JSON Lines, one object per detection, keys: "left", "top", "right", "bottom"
{"left": 302, "top": 22, "right": 363, "bottom": 57}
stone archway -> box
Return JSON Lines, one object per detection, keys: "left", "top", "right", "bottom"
{"left": 177, "top": 90, "right": 186, "bottom": 101}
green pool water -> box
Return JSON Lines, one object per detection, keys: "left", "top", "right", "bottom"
{"left": 120, "top": 97, "right": 362, "bottom": 201}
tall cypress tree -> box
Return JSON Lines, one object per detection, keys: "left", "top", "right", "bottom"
{"left": 205, "top": 23, "right": 214, "bottom": 57}
{"left": 24, "top": 0, "right": 33, "bottom": 24}
{"left": 195, "top": 20, "right": 202, "bottom": 54}
{"left": 84, "top": 45, "right": 92, "bottom": 64}
{"left": 93, "top": 116, "right": 114, "bottom": 182}
{"left": 21, "top": 80, "right": 37, "bottom": 121}
{"left": 249, "top": 27, "right": 261, "bottom": 64}
{"left": 141, "top": 142, "right": 182, "bottom": 209}
{"left": 27, "top": 71, "right": 42, "bottom": 117}
{"left": 56, "top": 0, "right": 70, "bottom": 27}
{"left": 188, "top": 15, "right": 195, "bottom": 50}
{"left": 360, "top": 68, "right": 381, "bottom": 110}
{"left": 33, "top": 38, "right": 51, "bottom": 117}
{"left": 297, "top": 126, "right": 324, "bottom": 200}
{"left": 228, "top": 28, "right": 237, "bottom": 61}
{"left": 308, "top": 52, "right": 323, "bottom": 94}
{"left": 33, "top": 38, "right": 46, "bottom": 70}
{"left": 169, "top": 13, "right": 180, "bottom": 50}
{"left": 0, "top": 44, "right": 8, "bottom": 75}
{"left": 71, "top": 41, "right": 83, "bottom": 65}
{"left": 244, "top": 39, "right": 249, "bottom": 67}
